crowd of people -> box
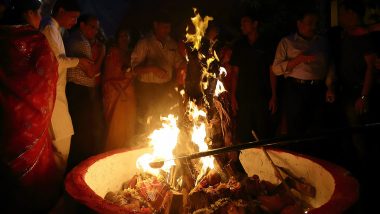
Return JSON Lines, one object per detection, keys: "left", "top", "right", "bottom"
{"left": 1, "top": 0, "right": 380, "bottom": 213}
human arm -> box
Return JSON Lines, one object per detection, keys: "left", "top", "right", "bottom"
{"left": 103, "top": 47, "right": 134, "bottom": 81}
{"left": 268, "top": 66, "right": 278, "bottom": 114}
{"left": 131, "top": 39, "right": 168, "bottom": 79}
{"left": 174, "top": 48, "right": 187, "bottom": 86}
{"left": 285, "top": 54, "right": 316, "bottom": 74}
{"left": 231, "top": 65, "right": 239, "bottom": 116}
{"left": 355, "top": 53, "right": 375, "bottom": 114}
{"left": 103, "top": 47, "right": 123, "bottom": 81}
{"left": 64, "top": 34, "right": 98, "bottom": 78}
{"left": 133, "top": 65, "right": 168, "bottom": 79}
{"left": 41, "top": 24, "right": 79, "bottom": 69}
{"left": 375, "top": 56, "right": 380, "bottom": 70}
{"left": 272, "top": 38, "right": 316, "bottom": 76}
{"left": 325, "top": 64, "right": 336, "bottom": 103}
{"left": 229, "top": 44, "right": 241, "bottom": 116}
{"left": 176, "top": 64, "right": 187, "bottom": 87}
{"left": 91, "top": 40, "right": 106, "bottom": 76}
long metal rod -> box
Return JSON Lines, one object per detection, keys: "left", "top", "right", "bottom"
{"left": 150, "top": 122, "right": 380, "bottom": 167}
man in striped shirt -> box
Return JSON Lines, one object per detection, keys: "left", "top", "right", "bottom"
{"left": 64, "top": 14, "right": 106, "bottom": 170}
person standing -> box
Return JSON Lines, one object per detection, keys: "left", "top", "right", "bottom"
{"left": 328, "top": 0, "right": 376, "bottom": 159}
{"left": 102, "top": 28, "right": 136, "bottom": 151}
{"left": 272, "top": 9, "right": 334, "bottom": 138}
{"left": 131, "top": 10, "right": 186, "bottom": 135}
{"left": 329, "top": 1, "right": 377, "bottom": 212}
{"left": 230, "top": 13, "right": 278, "bottom": 142}
{"left": 0, "top": 0, "right": 60, "bottom": 212}
{"left": 41, "top": 0, "right": 91, "bottom": 176}
{"left": 369, "top": 21, "right": 380, "bottom": 123}
{"left": 220, "top": 45, "right": 238, "bottom": 117}
{"left": 65, "top": 14, "right": 106, "bottom": 168}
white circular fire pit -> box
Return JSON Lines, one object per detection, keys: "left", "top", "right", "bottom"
{"left": 65, "top": 147, "right": 358, "bottom": 214}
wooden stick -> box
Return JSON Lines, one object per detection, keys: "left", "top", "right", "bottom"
{"left": 253, "top": 131, "right": 312, "bottom": 208}
{"left": 275, "top": 165, "right": 316, "bottom": 197}
{"left": 149, "top": 122, "right": 380, "bottom": 168}
{"left": 251, "top": 130, "right": 290, "bottom": 192}
{"left": 261, "top": 147, "right": 289, "bottom": 191}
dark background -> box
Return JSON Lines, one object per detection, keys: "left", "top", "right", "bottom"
{"left": 36, "top": 1, "right": 380, "bottom": 213}
{"left": 40, "top": 0, "right": 379, "bottom": 48}
{"left": 41, "top": 0, "right": 332, "bottom": 43}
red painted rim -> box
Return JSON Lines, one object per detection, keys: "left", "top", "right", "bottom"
{"left": 65, "top": 147, "right": 359, "bottom": 214}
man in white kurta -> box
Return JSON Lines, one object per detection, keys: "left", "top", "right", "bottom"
{"left": 41, "top": 0, "right": 90, "bottom": 175}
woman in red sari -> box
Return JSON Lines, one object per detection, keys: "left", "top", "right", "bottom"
{"left": 0, "top": 0, "right": 60, "bottom": 212}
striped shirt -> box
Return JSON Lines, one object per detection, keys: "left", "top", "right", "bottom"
{"left": 65, "top": 30, "right": 97, "bottom": 87}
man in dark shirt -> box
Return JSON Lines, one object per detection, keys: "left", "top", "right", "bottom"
{"left": 328, "top": 1, "right": 377, "bottom": 212}
{"left": 230, "top": 13, "right": 277, "bottom": 142}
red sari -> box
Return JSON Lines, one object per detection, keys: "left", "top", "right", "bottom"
{"left": 0, "top": 25, "right": 59, "bottom": 212}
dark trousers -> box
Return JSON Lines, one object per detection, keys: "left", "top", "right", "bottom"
{"left": 284, "top": 78, "right": 326, "bottom": 137}
{"left": 279, "top": 78, "right": 326, "bottom": 156}
{"left": 236, "top": 94, "right": 273, "bottom": 142}
{"left": 66, "top": 82, "right": 105, "bottom": 171}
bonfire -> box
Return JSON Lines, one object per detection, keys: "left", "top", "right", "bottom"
{"left": 104, "top": 8, "right": 316, "bottom": 214}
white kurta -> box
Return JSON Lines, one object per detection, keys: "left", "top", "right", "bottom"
{"left": 41, "top": 18, "right": 79, "bottom": 141}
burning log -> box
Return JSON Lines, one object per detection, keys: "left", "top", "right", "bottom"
{"left": 183, "top": 24, "right": 244, "bottom": 182}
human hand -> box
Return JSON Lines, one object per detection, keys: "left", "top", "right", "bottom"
{"left": 375, "top": 56, "right": 380, "bottom": 70}
{"left": 268, "top": 96, "right": 278, "bottom": 115}
{"left": 355, "top": 96, "right": 368, "bottom": 115}
{"left": 92, "top": 42, "right": 105, "bottom": 59}
{"left": 99, "top": 44, "right": 106, "bottom": 59}
{"left": 326, "top": 89, "right": 335, "bottom": 103}
{"left": 153, "top": 67, "right": 168, "bottom": 79}
{"left": 124, "top": 69, "right": 135, "bottom": 79}
{"left": 78, "top": 58, "right": 95, "bottom": 77}
{"left": 176, "top": 69, "right": 186, "bottom": 86}
{"left": 286, "top": 54, "right": 317, "bottom": 73}
{"left": 299, "top": 54, "right": 316, "bottom": 64}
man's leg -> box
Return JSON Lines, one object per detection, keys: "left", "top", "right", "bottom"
{"left": 52, "top": 136, "right": 72, "bottom": 177}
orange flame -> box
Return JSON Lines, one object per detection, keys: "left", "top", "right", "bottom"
{"left": 187, "top": 101, "right": 215, "bottom": 183}
{"left": 136, "top": 114, "right": 179, "bottom": 176}
{"left": 136, "top": 8, "right": 228, "bottom": 185}
{"left": 185, "top": 8, "right": 213, "bottom": 51}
